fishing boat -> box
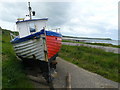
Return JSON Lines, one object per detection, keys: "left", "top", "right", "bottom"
{"left": 10, "top": 2, "right": 62, "bottom": 83}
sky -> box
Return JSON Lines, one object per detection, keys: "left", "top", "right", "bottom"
{"left": 0, "top": 0, "right": 119, "bottom": 40}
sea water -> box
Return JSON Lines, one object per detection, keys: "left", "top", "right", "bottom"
{"left": 84, "top": 39, "right": 119, "bottom": 45}
{"left": 63, "top": 37, "right": 119, "bottom": 45}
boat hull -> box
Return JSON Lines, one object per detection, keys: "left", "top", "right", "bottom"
{"left": 13, "top": 38, "right": 45, "bottom": 61}
{"left": 11, "top": 30, "right": 62, "bottom": 62}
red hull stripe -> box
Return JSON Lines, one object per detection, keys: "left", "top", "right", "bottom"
{"left": 46, "top": 36, "right": 62, "bottom": 59}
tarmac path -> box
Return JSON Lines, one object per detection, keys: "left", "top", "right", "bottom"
{"left": 25, "top": 57, "right": 119, "bottom": 89}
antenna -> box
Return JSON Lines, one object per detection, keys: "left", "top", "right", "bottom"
{"left": 28, "top": 2, "right": 32, "bottom": 19}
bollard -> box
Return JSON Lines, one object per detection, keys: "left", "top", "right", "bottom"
{"left": 66, "top": 72, "right": 71, "bottom": 90}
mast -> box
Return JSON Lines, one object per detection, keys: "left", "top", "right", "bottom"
{"left": 28, "top": 2, "right": 32, "bottom": 19}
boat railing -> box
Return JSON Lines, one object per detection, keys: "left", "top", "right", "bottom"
{"left": 49, "top": 28, "right": 61, "bottom": 33}
{"left": 10, "top": 33, "right": 18, "bottom": 40}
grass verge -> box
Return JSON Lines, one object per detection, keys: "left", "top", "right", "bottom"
{"left": 59, "top": 45, "right": 120, "bottom": 82}
{"left": 1, "top": 28, "right": 34, "bottom": 88}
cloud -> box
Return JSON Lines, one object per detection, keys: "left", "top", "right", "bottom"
{"left": 0, "top": 1, "right": 118, "bottom": 40}
{"left": 37, "top": 2, "right": 72, "bottom": 27}
{"left": 62, "top": 1, "right": 118, "bottom": 39}
{"left": 0, "top": 2, "right": 27, "bottom": 22}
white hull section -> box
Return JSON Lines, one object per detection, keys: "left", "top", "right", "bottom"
{"left": 13, "top": 38, "right": 45, "bottom": 61}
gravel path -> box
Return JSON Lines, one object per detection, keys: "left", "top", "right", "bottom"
{"left": 25, "top": 57, "right": 119, "bottom": 89}
{"left": 62, "top": 42, "right": 120, "bottom": 54}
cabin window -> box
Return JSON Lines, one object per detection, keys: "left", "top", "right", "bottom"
{"left": 29, "top": 23, "right": 36, "bottom": 33}
{"left": 30, "top": 28, "right": 36, "bottom": 32}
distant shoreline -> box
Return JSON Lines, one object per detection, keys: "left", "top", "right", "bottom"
{"left": 62, "top": 35, "right": 112, "bottom": 40}
{"left": 62, "top": 39, "right": 120, "bottom": 48}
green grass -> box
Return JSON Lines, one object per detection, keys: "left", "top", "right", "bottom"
{"left": 1, "top": 28, "right": 34, "bottom": 88}
{"left": 62, "top": 40, "right": 120, "bottom": 48}
{"left": 0, "top": 28, "right": 2, "bottom": 89}
{"left": 59, "top": 45, "right": 120, "bottom": 82}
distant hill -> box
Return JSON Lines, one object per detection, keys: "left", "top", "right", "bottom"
{"left": 62, "top": 35, "right": 112, "bottom": 40}
{"left": 0, "top": 27, "right": 18, "bottom": 43}
{"left": 0, "top": 27, "right": 12, "bottom": 34}
{"left": 0, "top": 27, "right": 18, "bottom": 35}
